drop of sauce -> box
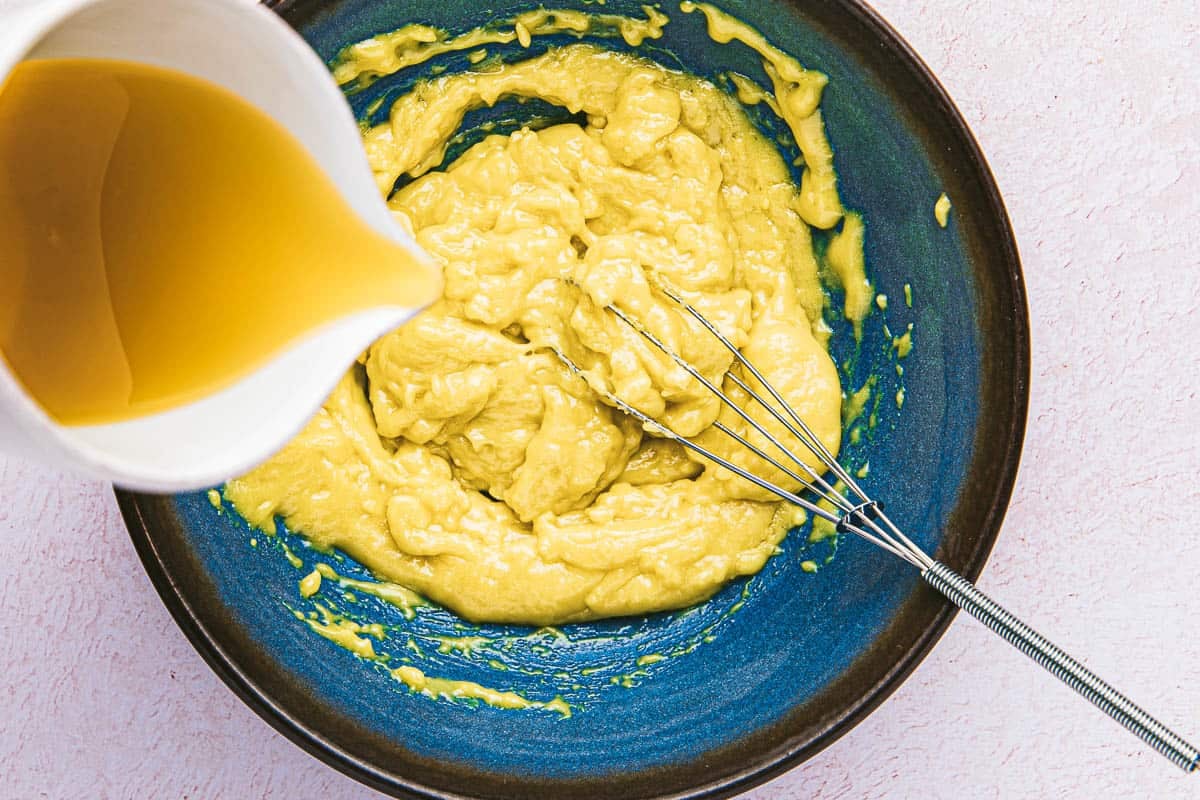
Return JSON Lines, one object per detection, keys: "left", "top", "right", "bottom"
{"left": 0, "top": 58, "right": 437, "bottom": 426}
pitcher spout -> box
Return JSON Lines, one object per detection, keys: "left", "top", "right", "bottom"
{"left": 60, "top": 306, "right": 421, "bottom": 492}
{"left": 0, "top": 0, "right": 437, "bottom": 489}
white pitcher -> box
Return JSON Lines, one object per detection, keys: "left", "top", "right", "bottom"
{"left": 0, "top": 0, "right": 433, "bottom": 492}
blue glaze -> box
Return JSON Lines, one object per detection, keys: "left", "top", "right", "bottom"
{"left": 173, "top": 0, "right": 984, "bottom": 782}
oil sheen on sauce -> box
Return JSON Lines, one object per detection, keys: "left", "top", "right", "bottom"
{"left": 0, "top": 58, "right": 438, "bottom": 426}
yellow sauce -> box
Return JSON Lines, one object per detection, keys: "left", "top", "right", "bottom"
{"left": 391, "top": 665, "right": 572, "bottom": 718}
{"left": 0, "top": 59, "right": 438, "bottom": 425}
{"left": 679, "top": 2, "right": 842, "bottom": 229}
{"left": 280, "top": 541, "right": 303, "bottom": 570}
{"left": 332, "top": 6, "right": 670, "bottom": 89}
{"left": 285, "top": 565, "right": 569, "bottom": 713}
{"left": 843, "top": 375, "right": 875, "bottom": 427}
{"left": 435, "top": 636, "right": 490, "bottom": 656}
{"left": 228, "top": 6, "right": 871, "bottom": 628}
{"left": 935, "top": 192, "right": 952, "bottom": 227}
{"left": 893, "top": 325, "right": 914, "bottom": 358}
{"left": 294, "top": 604, "right": 384, "bottom": 660}
{"left": 313, "top": 562, "right": 426, "bottom": 619}
{"left": 299, "top": 569, "right": 322, "bottom": 598}
{"left": 825, "top": 212, "right": 873, "bottom": 337}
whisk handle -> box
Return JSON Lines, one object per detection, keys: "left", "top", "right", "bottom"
{"left": 922, "top": 561, "right": 1199, "bottom": 773}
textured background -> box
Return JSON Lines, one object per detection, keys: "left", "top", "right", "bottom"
{"left": 2, "top": 0, "right": 1198, "bottom": 797}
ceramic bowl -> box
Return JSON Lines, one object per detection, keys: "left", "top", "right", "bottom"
{"left": 118, "top": 1, "right": 1029, "bottom": 797}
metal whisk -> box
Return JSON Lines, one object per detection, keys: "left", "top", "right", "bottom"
{"left": 554, "top": 282, "right": 1199, "bottom": 773}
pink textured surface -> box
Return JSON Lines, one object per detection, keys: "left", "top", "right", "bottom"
{"left": 2, "top": 0, "right": 1198, "bottom": 797}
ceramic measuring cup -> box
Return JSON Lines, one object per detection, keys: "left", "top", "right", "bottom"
{"left": 0, "top": 0, "right": 434, "bottom": 491}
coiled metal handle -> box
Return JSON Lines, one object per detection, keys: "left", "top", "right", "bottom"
{"left": 923, "top": 561, "right": 1199, "bottom": 773}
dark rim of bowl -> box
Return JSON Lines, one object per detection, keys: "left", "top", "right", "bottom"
{"left": 116, "top": 1, "right": 1030, "bottom": 798}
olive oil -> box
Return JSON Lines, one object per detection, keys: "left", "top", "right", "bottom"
{"left": 0, "top": 58, "right": 436, "bottom": 425}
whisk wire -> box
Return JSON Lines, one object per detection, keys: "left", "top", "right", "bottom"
{"left": 646, "top": 280, "right": 937, "bottom": 569}
{"left": 551, "top": 349, "right": 825, "bottom": 520}
{"left": 653, "top": 280, "right": 859, "bottom": 488}
{"left": 612, "top": 288, "right": 933, "bottom": 568}
{"left": 550, "top": 347, "right": 924, "bottom": 565}
{"left": 552, "top": 281, "right": 1200, "bottom": 771}
{"left": 606, "top": 302, "right": 850, "bottom": 510}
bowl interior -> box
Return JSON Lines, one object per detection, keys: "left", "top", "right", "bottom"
{"left": 119, "top": 1, "right": 1028, "bottom": 798}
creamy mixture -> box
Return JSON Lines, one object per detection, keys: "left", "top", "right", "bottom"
{"left": 935, "top": 191, "right": 953, "bottom": 227}
{"left": 227, "top": 4, "right": 868, "bottom": 626}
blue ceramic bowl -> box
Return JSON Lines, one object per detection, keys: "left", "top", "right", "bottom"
{"left": 118, "top": 1, "right": 1028, "bottom": 797}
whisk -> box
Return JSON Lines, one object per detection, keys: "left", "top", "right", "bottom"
{"left": 554, "top": 281, "right": 1199, "bottom": 773}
